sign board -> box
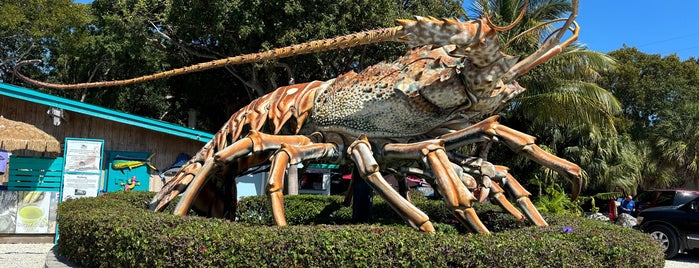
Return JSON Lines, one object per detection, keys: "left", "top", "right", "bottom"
{"left": 61, "top": 138, "right": 104, "bottom": 202}
{"left": 64, "top": 139, "right": 103, "bottom": 173}
{"left": 61, "top": 173, "right": 101, "bottom": 200}
{"left": 0, "top": 190, "right": 59, "bottom": 234}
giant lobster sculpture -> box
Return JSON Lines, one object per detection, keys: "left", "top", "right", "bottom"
{"left": 16, "top": 0, "right": 581, "bottom": 234}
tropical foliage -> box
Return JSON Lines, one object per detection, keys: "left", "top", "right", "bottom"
{"left": 0, "top": 0, "right": 91, "bottom": 84}
{"left": 598, "top": 47, "right": 699, "bottom": 189}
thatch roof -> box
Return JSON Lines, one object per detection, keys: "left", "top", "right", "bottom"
{"left": 0, "top": 115, "right": 61, "bottom": 153}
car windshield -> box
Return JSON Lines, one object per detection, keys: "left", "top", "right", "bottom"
{"left": 674, "top": 192, "right": 699, "bottom": 206}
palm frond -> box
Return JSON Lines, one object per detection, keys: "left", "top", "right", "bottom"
{"left": 514, "top": 81, "right": 620, "bottom": 132}
{"left": 529, "top": 0, "right": 570, "bottom": 21}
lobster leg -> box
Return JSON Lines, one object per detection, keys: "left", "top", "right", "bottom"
{"left": 348, "top": 135, "right": 435, "bottom": 233}
{"left": 440, "top": 115, "right": 582, "bottom": 200}
{"left": 395, "top": 164, "right": 531, "bottom": 225}
{"left": 488, "top": 181, "right": 527, "bottom": 222}
{"left": 383, "top": 139, "right": 489, "bottom": 234}
{"left": 494, "top": 165, "right": 547, "bottom": 226}
{"left": 445, "top": 154, "right": 526, "bottom": 222}
{"left": 447, "top": 152, "right": 547, "bottom": 225}
{"left": 167, "top": 131, "right": 314, "bottom": 216}
{"left": 447, "top": 155, "right": 498, "bottom": 202}
{"left": 380, "top": 169, "right": 412, "bottom": 201}
{"left": 266, "top": 143, "right": 340, "bottom": 226}
{"left": 451, "top": 161, "right": 537, "bottom": 225}
{"left": 412, "top": 150, "right": 546, "bottom": 228}
{"left": 151, "top": 160, "right": 204, "bottom": 211}
{"left": 214, "top": 130, "right": 312, "bottom": 163}
{"left": 172, "top": 158, "right": 216, "bottom": 216}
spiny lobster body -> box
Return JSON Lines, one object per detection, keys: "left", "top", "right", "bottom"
{"left": 312, "top": 46, "right": 512, "bottom": 139}
{"left": 16, "top": 0, "right": 583, "bottom": 234}
{"left": 221, "top": 43, "right": 522, "bottom": 143}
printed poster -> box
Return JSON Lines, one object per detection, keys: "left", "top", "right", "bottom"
{"left": 0, "top": 191, "right": 18, "bottom": 233}
{"left": 61, "top": 138, "right": 103, "bottom": 202}
{"left": 64, "top": 140, "right": 103, "bottom": 173}
{"left": 61, "top": 173, "right": 100, "bottom": 202}
{"left": 15, "top": 191, "right": 51, "bottom": 233}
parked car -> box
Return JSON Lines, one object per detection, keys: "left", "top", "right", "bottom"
{"left": 633, "top": 189, "right": 699, "bottom": 215}
{"left": 635, "top": 196, "right": 699, "bottom": 259}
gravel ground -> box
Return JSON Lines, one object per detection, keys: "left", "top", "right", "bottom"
{"left": 0, "top": 243, "right": 54, "bottom": 268}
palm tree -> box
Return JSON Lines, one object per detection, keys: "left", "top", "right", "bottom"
{"left": 469, "top": 0, "right": 638, "bottom": 194}
{"left": 654, "top": 103, "right": 699, "bottom": 188}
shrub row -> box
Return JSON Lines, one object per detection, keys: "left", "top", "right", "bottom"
{"left": 56, "top": 191, "right": 664, "bottom": 267}
{"left": 236, "top": 193, "right": 527, "bottom": 234}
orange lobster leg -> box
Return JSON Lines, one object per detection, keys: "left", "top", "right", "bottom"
{"left": 151, "top": 160, "right": 203, "bottom": 211}
{"left": 440, "top": 116, "right": 582, "bottom": 200}
{"left": 267, "top": 143, "right": 340, "bottom": 226}
{"left": 349, "top": 135, "right": 435, "bottom": 233}
{"left": 383, "top": 140, "right": 489, "bottom": 234}
{"left": 488, "top": 182, "right": 526, "bottom": 221}
{"left": 173, "top": 159, "right": 215, "bottom": 216}
{"left": 267, "top": 150, "right": 291, "bottom": 226}
{"left": 446, "top": 153, "right": 546, "bottom": 226}
{"left": 214, "top": 130, "right": 312, "bottom": 164}
{"left": 170, "top": 131, "right": 315, "bottom": 217}
{"left": 447, "top": 155, "right": 497, "bottom": 202}
{"left": 496, "top": 167, "right": 547, "bottom": 226}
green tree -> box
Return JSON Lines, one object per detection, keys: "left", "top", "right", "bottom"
{"left": 0, "top": 0, "right": 90, "bottom": 83}
{"left": 655, "top": 103, "right": 699, "bottom": 188}
{"left": 599, "top": 47, "right": 699, "bottom": 188}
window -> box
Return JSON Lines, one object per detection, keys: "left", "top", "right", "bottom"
{"left": 655, "top": 192, "right": 675, "bottom": 206}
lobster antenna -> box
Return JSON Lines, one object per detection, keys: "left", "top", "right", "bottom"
{"left": 484, "top": 0, "right": 529, "bottom": 32}
{"left": 501, "top": 0, "right": 579, "bottom": 82}
{"left": 502, "top": 18, "right": 568, "bottom": 48}
{"left": 14, "top": 27, "right": 403, "bottom": 89}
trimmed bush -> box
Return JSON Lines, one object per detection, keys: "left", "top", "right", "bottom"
{"left": 236, "top": 194, "right": 522, "bottom": 233}
{"left": 57, "top": 191, "right": 664, "bottom": 267}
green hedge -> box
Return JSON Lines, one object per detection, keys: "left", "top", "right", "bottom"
{"left": 236, "top": 193, "right": 525, "bottom": 234}
{"left": 57, "top": 191, "right": 664, "bottom": 267}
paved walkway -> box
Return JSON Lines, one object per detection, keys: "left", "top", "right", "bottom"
{"left": 0, "top": 243, "right": 54, "bottom": 268}
{"left": 0, "top": 242, "right": 697, "bottom": 268}
{"left": 0, "top": 243, "right": 76, "bottom": 268}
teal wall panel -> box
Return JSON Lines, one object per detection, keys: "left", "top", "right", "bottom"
{"left": 8, "top": 156, "right": 63, "bottom": 192}
{"left": 104, "top": 151, "right": 151, "bottom": 192}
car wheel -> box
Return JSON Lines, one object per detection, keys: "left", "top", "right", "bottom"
{"left": 647, "top": 225, "right": 679, "bottom": 259}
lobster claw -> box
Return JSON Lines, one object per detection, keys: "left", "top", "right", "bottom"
{"left": 477, "top": 186, "right": 490, "bottom": 203}
{"left": 478, "top": 175, "right": 492, "bottom": 203}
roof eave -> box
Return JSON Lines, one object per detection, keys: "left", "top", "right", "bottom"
{"left": 0, "top": 82, "right": 214, "bottom": 142}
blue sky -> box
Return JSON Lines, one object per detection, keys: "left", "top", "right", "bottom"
{"left": 463, "top": 1, "right": 699, "bottom": 60}
{"left": 575, "top": 1, "right": 699, "bottom": 60}
{"left": 73, "top": 0, "right": 698, "bottom": 60}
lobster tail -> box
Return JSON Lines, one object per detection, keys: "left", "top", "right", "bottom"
{"left": 217, "top": 81, "right": 325, "bottom": 150}
{"left": 152, "top": 80, "right": 324, "bottom": 212}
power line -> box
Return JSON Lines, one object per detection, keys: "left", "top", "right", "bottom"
{"left": 636, "top": 32, "right": 699, "bottom": 48}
